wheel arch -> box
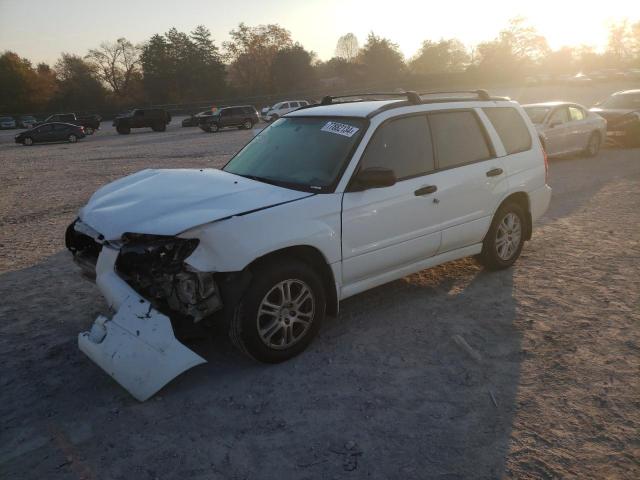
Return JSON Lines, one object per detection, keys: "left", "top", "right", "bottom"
{"left": 247, "top": 245, "right": 339, "bottom": 316}
{"left": 495, "top": 192, "right": 532, "bottom": 241}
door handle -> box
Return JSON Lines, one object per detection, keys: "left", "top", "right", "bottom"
{"left": 486, "top": 168, "right": 503, "bottom": 177}
{"left": 414, "top": 185, "right": 437, "bottom": 196}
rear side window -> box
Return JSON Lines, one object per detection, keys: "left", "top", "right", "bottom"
{"left": 483, "top": 107, "right": 532, "bottom": 155}
{"left": 429, "top": 111, "right": 492, "bottom": 168}
{"left": 290, "top": 102, "right": 299, "bottom": 108}
{"left": 360, "top": 115, "right": 434, "bottom": 180}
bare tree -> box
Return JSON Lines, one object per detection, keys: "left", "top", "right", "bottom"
{"left": 86, "top": 38, "right": 140, "bottom": 98}
{"left": 335, "top": 33, "right": 359, "bottom": 62}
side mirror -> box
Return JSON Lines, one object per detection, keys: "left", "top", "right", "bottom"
{"left": 352, "top": 167, "right": 396, "bottom": 191}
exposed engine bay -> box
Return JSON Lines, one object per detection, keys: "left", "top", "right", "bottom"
{"left": 65, "top": 221, "right": 223, "bottom": 324}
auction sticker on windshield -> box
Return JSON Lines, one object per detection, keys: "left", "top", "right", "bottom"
{"left": 321, "top": 121, "right": 360, "bottom": 137}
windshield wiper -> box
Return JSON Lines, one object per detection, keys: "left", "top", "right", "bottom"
{"left": 236, "top": 174, "right": 320, "bottom": 193}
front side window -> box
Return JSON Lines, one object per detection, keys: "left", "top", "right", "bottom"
{"left": 224, "top": 117, "right": 366, "bottom": 191}
{"left": 483, "top": 107, "right": 532, "bottom": 155}
{"left": 429, "top": 111, "right": 492, "bottom": 169}
{"left": 568, "top": 106, "right": 586, "bottom": 121}
{"left": 359, "top": 115, "right": 434, "bottom": 180}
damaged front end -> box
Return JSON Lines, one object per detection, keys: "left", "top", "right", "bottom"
{"left": 65, "top": 219, "right": 222, "bottom": 401}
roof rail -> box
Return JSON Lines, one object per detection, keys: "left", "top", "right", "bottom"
{"left": 320, "top": 91, "right": 422, "bottom": 106}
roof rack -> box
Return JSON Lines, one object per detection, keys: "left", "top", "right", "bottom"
{"left": 418, "top": 89, "right": 493, "bottom": 100}
{"left": 320, "top": 91, "right": 422, "bottom": 106}
{"left": 294, "top": 89, "right": 510, "bottom": 118}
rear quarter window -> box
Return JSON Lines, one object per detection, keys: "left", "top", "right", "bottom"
{"left": 483, "top": 107, "right": 532, "bottom": 155}
{"left": 429, "top": 110, "right": 492, "bottom": 169}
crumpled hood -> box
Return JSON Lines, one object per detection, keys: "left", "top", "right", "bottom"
{"left": 79, "top": 168, "right": 311, "bottom": 240}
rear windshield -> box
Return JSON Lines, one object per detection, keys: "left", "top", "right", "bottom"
{"left": 0, "top": 117, "right": 13, "bottom": 121}
{"left": 523, "top": 106, "right": 551, "bottom": 124}
{"left": 224, "top": 117, "right": 365, "bottom": 192}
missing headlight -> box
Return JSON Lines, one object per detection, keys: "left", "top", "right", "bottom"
{"left": 116, "top": 234, "right": 222, "bottom": 322}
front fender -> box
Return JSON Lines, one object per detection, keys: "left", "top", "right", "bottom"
{"left": 181, "top": 194, "right": 342, "bottom": 273}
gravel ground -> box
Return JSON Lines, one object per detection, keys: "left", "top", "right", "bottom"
{"left": 0, "top": 117, "right": 639, "bottom": 479}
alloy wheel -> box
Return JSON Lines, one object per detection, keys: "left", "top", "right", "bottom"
{"left": 495, "top": 212, "right": 522, "bottom": 261}
{"left": 257, "top": 279, "right": 315, "bottom": 350}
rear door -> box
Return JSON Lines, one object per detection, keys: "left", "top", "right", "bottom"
{"left": 427, "top": 109, "right": 509, "bottom": 254}
{"left": 133, "top": 109, "right": 144, "bottom": 127}
{"left": 545, "top": 106, "right": 571, "bottom": 155}
{"left": 341, "top": 114, "right": 442, "bottom": 286}
{"left": 567, "top": 105, "right": 589, "bottom": 151}
{"left": 52, "top": 123, "right": 70, "bottom": 141}
{"left": 34, "top": 124, "right": 54, "bottom": 142}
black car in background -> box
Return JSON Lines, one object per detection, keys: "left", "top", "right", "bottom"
{"left": 182, "top": 111, "right": 215, "bottom": 127}
{"left": 113, "top": 108, "right": 171, "bottom": 134}
{"left": 590, "top": 89, "right": 640, "bottom": 147}
{"left": 199, "top": 106, "right": 259, "bottom": 133}
{"left": 36, "top": 113, "right": 101, "bottom": 134}
{"left": 15, "top": 122, "right": 86, "bottom": 146}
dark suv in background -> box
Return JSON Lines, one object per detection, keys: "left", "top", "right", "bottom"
{"left": 590, "top": 89, "right": 640, "bottom": 147}
{"left": 113, "top": 109, "right": 172, "bottom": 134}
{"left": 199, "top": 106, "right": 259, "bottom": 133}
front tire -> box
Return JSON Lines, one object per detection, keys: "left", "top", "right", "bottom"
{"left": 23, "top": 137, "right": 33, "bottom": 146}
{"left": 583, "top": 132, "right": 601, "bottom": 157}
{"left": 85, "top": 127, "right": 95, "bottom": 135}
{"left": 229, "top": 259, "right": 326, "bottom": 363}
{"left": 116, "top": 125, "right": 130, "bottom": 134}
{"left": 478, "top": 202, "right": 526, "bottom": 270}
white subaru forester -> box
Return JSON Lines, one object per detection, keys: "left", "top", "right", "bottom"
{"left": 66, "top": 90, "right": 551, "bottom": 400}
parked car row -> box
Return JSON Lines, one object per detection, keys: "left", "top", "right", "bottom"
{"left": 522, "top": 89, "right": 640, "bottom": 154}
{"left": 1, "top": 115, "right": 38, "bottom": 129}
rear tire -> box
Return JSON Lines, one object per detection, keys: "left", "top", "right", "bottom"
{"left": 85, "top": 127, "right": 95, "bottom": 135}
{"left": 478, "top": 202, "right": 526, "bottom": 270}
{"left": 229, "top": 259, "right": 326, "bottom": 363}
{"left": 583, "top": 132, "right": 601, "bottom": 157}
{"left": 242, "top": 119, "right": 253, "bottom": 130}
{"left": 151, "top": 122, "right": 166, "bottom": 132}
{"left": 209, "top": 123, "right": 219, "bottom": 133}
{"left": 68, "top": 134, "right": 77, "bottom": 143}
{"left": 116, "top": 125, "right": 130, "bottom": 135}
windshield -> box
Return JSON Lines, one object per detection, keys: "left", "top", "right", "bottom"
{"left": 223, "top": 117, "right": 366, "bottom": 191}
{"left": 524, "top": 106, "right": 551, "bottom": 124}
{"left": 597, "top": 93, "right": 640, "bottom": 110}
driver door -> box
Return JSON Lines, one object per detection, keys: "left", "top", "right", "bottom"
{"left": 341, "top": 115, "right": 442, "bottom": 287}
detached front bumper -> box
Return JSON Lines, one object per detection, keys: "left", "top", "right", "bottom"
{"left": 78, "top": 246, "right": 206, "bottom": 401}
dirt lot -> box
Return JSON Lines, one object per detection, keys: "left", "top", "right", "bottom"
{"left": 1, "top": 114, "right": 639, "bottom": 479}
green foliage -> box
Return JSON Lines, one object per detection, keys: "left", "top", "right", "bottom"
{"left": 357, "top": 33, "right": 405, "bottom": 84}
{"left": 140, "top": 26, "right": 226, "bottom": 104}
{"left": 410, "top": 39, "right": 470, "bottom": 75}
{"left": 225, "top": 23, "right": 293, "bottom": 95}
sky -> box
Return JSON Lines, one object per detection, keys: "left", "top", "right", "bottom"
{"left": 0, "top": 0, "right": 638, "bottom": 65}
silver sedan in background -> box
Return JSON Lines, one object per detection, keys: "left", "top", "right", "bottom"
{"left": 523, "top": 102, "right": 607, "bottom": 158}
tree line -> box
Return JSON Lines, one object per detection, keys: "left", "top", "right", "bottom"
{"left": 1, "top": 18, "right": 639, "bottom": 114}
